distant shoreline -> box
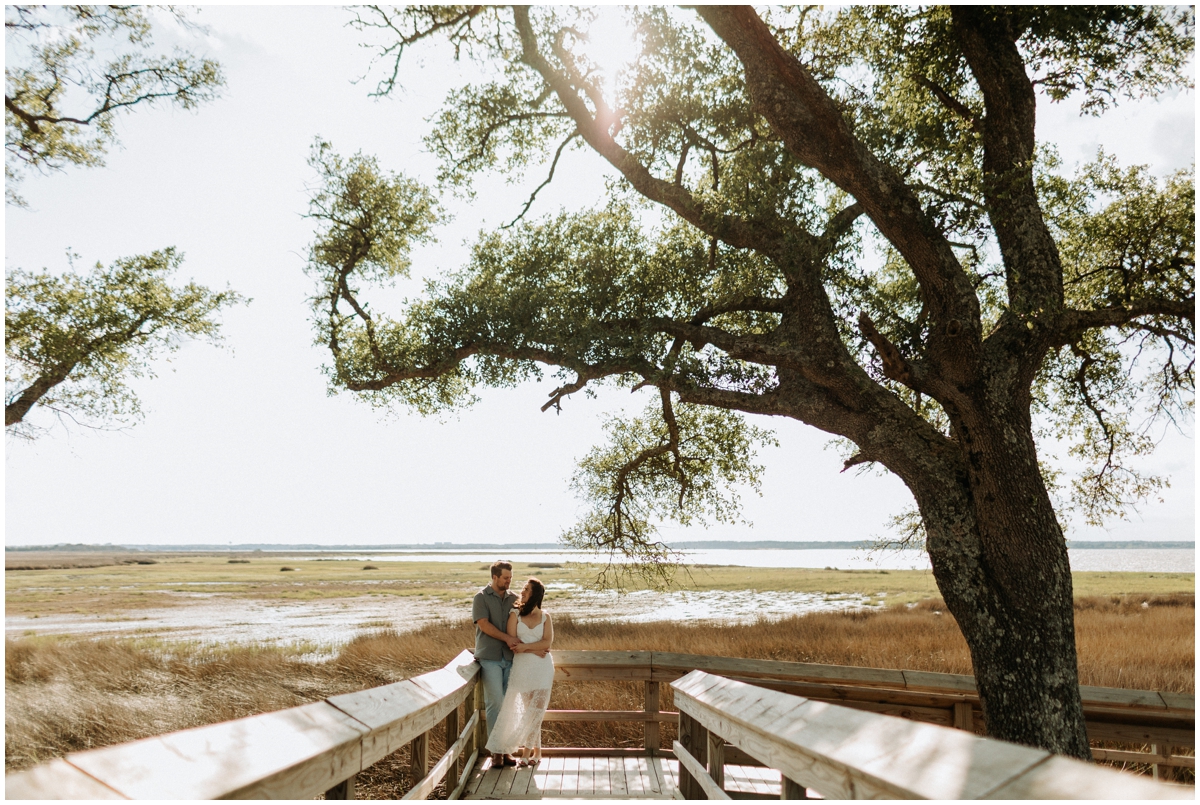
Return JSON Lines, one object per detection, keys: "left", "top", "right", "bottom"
{"left": 6, "top": 539, "right": 1194, "bottom": 552}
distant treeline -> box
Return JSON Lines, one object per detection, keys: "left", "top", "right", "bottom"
{"left": 5, "top": 539, "right": 1194, "bottom": 552}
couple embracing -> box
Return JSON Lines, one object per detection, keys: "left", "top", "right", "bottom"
{"left": 472, "top": 560, "right": 555, "bottom": 769}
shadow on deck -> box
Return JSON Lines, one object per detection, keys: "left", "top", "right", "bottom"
{"left": 463, "top": 754, "right": 797, "bottom": 800}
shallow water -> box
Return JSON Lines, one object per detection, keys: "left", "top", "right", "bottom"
{"left": 5, "top": 588, "right": 879, "bottom": 650}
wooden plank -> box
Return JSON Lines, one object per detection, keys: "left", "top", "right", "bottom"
{"left": 553, "top": 666, "right": 654, "bottom": 682}
{"left": 403, "top": 710, "right": 477, "bottom": 801}
{"left": 410, "top": 731, "right": 430, "bottom": 783}
{"left": 577, "top": 755, "right": 594, "bottom": 796}
{"left": 742, "top": 677, "right": 976, "bottom": 710}
{"left": 528, "top": 756, "right": 551, "bottom": 798}
{"left": 538, "top": 746, "right": 674, "bottom": 757}
{"left": 590, "top": 756, "right": 609, "bottom": 796}
{"left": 542, "top": 709, "right": 676, "bottom": 722}
{"left": 654, "top": 652, "right": 907, "bottom": 689}
{"left": 650, "top": 756, "right": 677, "bottom": 798}
{"left": 445, "top": 704, "right": 461, "bottom": 783}
{"left": 470, "top": 762, "right": 499, "bottom": 799}
{"left": 1092, "top": 748, "right": 1195, "bottom": 768}
{"left": 673, "top": 740, "right": 731, "bottom": 800}
{"left": 1085, "top": 720, "right": 1195, "bottom": 747}
{"left": 1080, "top": 685, "right": 1169, "bottom": 710}
{"left": 901, "top": 668, "right": 978, "bottom": 694}
{"left": 464, "top": 756, "right": 488, "bottom": 796}
{"left": 954, "top": 701, "right": 974, "bottom": 731}
{"left": 623, "top": 755, "right": 645, "bottom": 797}
{"left": 553, "top": 650, "right": 653, "bottom": 667}
{"left": 5, "top": 759, "right": 128, "bottom": 800}
{"left": 542, "top": 755, "right": 564, "bottom": 797}
{"left": 325, "top": 774, "right": 354, "bottom": 800}
{"left": 609, "top": 755, "right": 629, "bottom": 797}
{"left": 982, "top": 755, "right": 1193, "bottom": 800}
{"left": 638, "top": 755, "right": 661, "bottom": 795}
{"left": 327, "top": 680, "right": 439, "bottom": 767}
{"left": 561, "top": 756, "right": 579, "bottom": 795}
{"left": 673, "top": 671, "right": 1052, "bottom": 801}
{"left": 708, "top": 732, "right": 726, "bottom": 789}
{"left": 1159, "top": 691, "right": 1196, "bottom": 713}
{"left": 781, "top": 775, "right": 807, "bottom": 800}
{"left": 677, "top": 710, "right": 697, "bottom": 799}
{"left": 447, "top": 749, "right": 479, "bottom": 801}
{"left": 65, "top": 700, "right": 367, "bottom": 800}
{"left": 510, "top": 764, "right": 533, "bottom": 798}
{"left": 493, "top": 764, "right": 517, "bottom": 797}
{"left": 646, "top": 680, "right": 662, "bottom": 756}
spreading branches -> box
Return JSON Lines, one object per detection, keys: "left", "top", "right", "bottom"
{"left": 347, "top": 5, "right": 489, "bottom": 96}
{"left": 562, "top": 399, "right": 775, "bottom": 589}
{"left": 4, "top": 5, "right": 223, "bottom": 204}
{"left": 5, "top": 249, "right": 244, "bottom": 437}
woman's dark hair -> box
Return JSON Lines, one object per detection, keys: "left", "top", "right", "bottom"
{"left": 519, "top": 577, "right": 545, "bottom": 616}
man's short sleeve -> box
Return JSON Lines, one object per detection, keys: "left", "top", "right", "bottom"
{"left": 472, "top": 591, "right": 488, "bottom": 624}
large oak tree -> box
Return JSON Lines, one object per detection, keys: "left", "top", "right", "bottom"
{"left": 305, "top": 6, "right": 1194, "bottom": 756}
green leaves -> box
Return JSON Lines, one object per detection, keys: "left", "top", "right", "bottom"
{"left": 4, "top": 5, "right": 224, "bottom": 204}
{"left": 563, "top": 398, "right": 775, "bottom": 588}
{"left": 5, "top": 249, "right": 244, "bottom": 436}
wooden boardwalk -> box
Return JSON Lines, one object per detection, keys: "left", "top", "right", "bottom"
{"left": 462, "top": 754, "right": 786, "bottom": 799}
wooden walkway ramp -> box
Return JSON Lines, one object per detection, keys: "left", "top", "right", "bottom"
{"left": 6, "top": 650, "right": 1192, "bottom": 799}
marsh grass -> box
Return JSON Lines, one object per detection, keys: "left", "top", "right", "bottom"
{"left": 6, "top": 595, "right": 1193, "bottom": 792}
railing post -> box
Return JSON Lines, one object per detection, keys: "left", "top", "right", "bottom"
{"left": 677, "top": 709, "right": 709, "bottom": 799}
{"left": 781, "top": 776, "right": 808, "bottom": 800}
{"left": 707, "top": 732, "right": 725, "bottom": 791}
{"left": 645, "top": 680, "right": 660, "bottom": 757}
{"left": 473, "top": 675, "right": 488, "bottom": 755}
{"left": 445, "top": 702, "right": 461, "bottom": 783}
{"left": 325, "top": 775, "right": 355, "bottom": 800}
{"left": 678, "top": 711, "right": 697, "bottom": 799}
{"left": 410, "top": 731, "right": 430, "bottom": 784}
{"left": 953, "top": 702, "right": 973, "bottom": 732}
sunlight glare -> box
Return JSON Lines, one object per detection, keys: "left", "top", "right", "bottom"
{"left": 579, "top": 7, "right": 641, "bottom": 90}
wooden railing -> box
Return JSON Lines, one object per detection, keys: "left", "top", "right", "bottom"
{"left": 5, "top": 650, "right": 483, "bottom": 800}
{"left": 6, "top": 649, "right": 1194, "bottom": 799}
{"left": 546, "top": 650, "right": 1195, "bottom": 775}
{"left": 670, "top": 670, "right": 1190, "bottom": 800}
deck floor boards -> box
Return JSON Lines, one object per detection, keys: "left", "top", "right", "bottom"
{"left": 459, "top": 754, "right": 802, "bottom": 800}
{"left": 465, "top": 754, "right": 736, "bottom": 799}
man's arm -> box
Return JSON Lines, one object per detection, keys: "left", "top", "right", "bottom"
{"left": 476, "top": 617, "right": 520, "bottom": 648}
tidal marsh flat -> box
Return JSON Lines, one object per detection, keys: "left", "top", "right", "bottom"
{"left": 6, "top": 551, "right": 1194, "bottom": 646}
{"left": 6, "top": 551, "right": 1193, "bottom": 648}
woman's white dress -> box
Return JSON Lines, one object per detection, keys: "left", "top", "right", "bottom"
{"left": 485, "top": 612, "right": 554, "bottom": 754}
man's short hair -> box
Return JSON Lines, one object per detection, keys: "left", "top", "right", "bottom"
{"left": 490, "top": 560, "right": 513, "bottom": 577}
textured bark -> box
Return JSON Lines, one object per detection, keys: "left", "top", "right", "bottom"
{"left": 694, "top": 6, "right": 1092, "bottom": 758}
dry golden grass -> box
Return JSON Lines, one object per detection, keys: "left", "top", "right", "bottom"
{"left": 6, "top": 595, "right": 1193, "bottom": 794}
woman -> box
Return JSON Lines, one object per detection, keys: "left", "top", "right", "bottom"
{"left": 485, "top": 577, "right": 554, "bottom": 766}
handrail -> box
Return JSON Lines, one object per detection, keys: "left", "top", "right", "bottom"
{"left": 670, "top": 670, "right": 1190, "bottom": 800}
{"left": 6, "top": 650, "right": 1193, "bottom": 799}
{"left": 5, "top": 649, "right": 481, "bottom": 800}
{"left": 547, "top": 650, "right": 1195, "bottom": 770}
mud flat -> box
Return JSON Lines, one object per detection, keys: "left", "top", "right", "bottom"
{"left": 6, "top": 551, "right": 1192, "bottom": 650}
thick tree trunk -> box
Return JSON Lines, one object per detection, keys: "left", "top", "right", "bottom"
{"left": 914, "top": 410, "right": 1091, "bottom": 758}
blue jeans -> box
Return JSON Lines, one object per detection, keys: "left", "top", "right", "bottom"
{"left": 477, "top": 658, "right": 512, "bottom": 739}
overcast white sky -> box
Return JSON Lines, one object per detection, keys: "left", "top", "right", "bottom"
{"left": 5, "top": 6, "right": 1194, "bottom": 548}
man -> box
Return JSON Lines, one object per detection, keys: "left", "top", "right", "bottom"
{"left": 472, "top": 559, "right": 520, "bottom": 768}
